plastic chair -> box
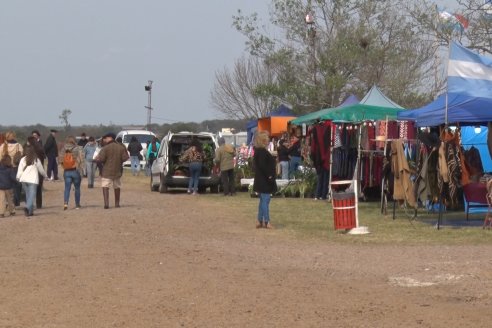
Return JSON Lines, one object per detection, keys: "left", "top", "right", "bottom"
{"left": 462, "top": 182, "right": 488, "bottom": 220}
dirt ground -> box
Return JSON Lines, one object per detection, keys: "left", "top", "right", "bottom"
{"left": 1, "top": 174, "right": 491, "bottom": 328}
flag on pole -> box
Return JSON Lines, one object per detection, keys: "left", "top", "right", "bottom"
{"left": 438, "top": 9, "right": 469, "bottom": 31}
{"left": 447, "top": 41, "right": 492, "bottom": 99}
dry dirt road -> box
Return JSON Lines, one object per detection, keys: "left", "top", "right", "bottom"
{"left": 1, "top": 175, "right": 491, "bottom": 328}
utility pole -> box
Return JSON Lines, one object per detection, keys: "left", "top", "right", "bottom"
{"left": 144, "top": 80, "right": 153, "bottom": 130}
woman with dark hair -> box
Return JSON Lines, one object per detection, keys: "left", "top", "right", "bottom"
{"left": 25, "top": 136, "right": 46, "bottom": 209}
{"left": 16, "top": 145, "right": 48, "bottom": 217}
{"left": 180, "top": 138, "right": 204, "bottom": 195}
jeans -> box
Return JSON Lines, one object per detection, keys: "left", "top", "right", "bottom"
{"left": 36, "top": 175, "right": 44, "bottom": 208}
{"left": 220, "top": 169, "right": 235, "bottom": 195}
{"left": 315, "top": 168, "right": 329, "bottom": 199}
{"left": 86, "top": 160, "right": 97, "bottom": 187}
{"left": 280, "top": 161, "right": 289, "bottom": 180}
{"left": 188, "top": 162, "right": 202, "bottom": 192}
{"left": 289, "top": 156, "right": 301, "bottom": 179}
{"left": 64, "top": 170, "right": 81, "bottom": 206}
{"left": 47, "top": 155, "right": 58, "bottom": 180}
{"left": 258, "top": 193, "right": 271, "bottom": 223}
{"left": 22, "top": 182, "right": 37, "bottom": 215}
{"left": 130, "top": 156, "right": 140, "bottom": 175}
{"left": 13, "top": 178, "right": 21, "bottom": 206}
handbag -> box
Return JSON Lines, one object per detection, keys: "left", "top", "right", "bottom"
{"left": 92, "top": 147, "right": 101, "bottom": 160}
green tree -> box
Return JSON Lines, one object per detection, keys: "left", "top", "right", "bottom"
{"left": 226, "top": 0, "right": 438, "bottom": 115}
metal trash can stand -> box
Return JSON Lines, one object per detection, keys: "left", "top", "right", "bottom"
{"left": 331, "top": 191, "right": 357, "bottom": 230}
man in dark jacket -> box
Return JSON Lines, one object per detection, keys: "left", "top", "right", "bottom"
{"left": 127, "top": 136, "right": 143, "bottom": 176}
{"left": 96, "top": 132, "right": 129, "bottom": 209}
{"left": 44, "top": 129, "right": 59, "bottom": 181}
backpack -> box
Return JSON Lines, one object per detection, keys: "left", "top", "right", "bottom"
{"left": 63, "top": 150, "right": 77, "bottom": 170}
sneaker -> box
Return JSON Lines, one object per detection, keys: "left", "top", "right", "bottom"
{"left": 256, "top": 221, "right": 263, "bottom": 229}
{"left": 192, "top": 191, "right": 198, "bottom": 195}
{"left": 23, "top": 208, "right": 29, "bottom": 217}
{"left": 10, "top": 211, "right": 15, "bottom": 216}
{"left": 63, "top": 204, "right": 68, "bottom": 211}
{"left": 265, "top": 222, "right": 274, "bottom": 229}
{"left": 75, "top": 205, "right": 81, "bottom": 209}
{"left": 187, "top": 189, "right": 192, "bottom": 194}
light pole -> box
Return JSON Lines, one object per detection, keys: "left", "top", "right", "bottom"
{"left": 305, "top": 6, "right": 316, "bottom": 85}
{"left": 144, "top": 80, "right": 153, "bottom": 130}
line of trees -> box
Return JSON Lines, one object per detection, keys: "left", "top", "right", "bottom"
{"left": 211, "top": 0, "right": 492, "bottom": 120}
{"left": 0, "top": 119, "right": 249, "bottom": 144}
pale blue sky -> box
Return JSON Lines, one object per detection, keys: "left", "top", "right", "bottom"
{"left": 0, "top": 0, "right": 268, "bottom": 126}
{"left": 0, "top": 0, "right": 457, "bottom": 127}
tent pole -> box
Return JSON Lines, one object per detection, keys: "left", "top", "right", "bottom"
{"left": 328, "top": 122, "right": 334, "bottom": 200}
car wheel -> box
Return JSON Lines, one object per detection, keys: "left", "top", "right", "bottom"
{"left": 159, "top": 174, "right": 168, "bottom": 193}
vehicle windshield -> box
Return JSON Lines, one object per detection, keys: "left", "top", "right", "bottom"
{"left": 123, "top": 134, "right": 154, "bottom": 144}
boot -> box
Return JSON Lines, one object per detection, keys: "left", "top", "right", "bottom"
{"left": 103, "top": 187, "right": 110, "bottom": 209}
{"left": 114, "top": 188, "right": 121, "bottom": 208}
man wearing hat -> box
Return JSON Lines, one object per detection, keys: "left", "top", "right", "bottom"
{"left": 95, "top": 132, "right": 129, "bottom": 209}
{"left": 214, "top": 136, "right": 236, "bottom": 196}
{"left": 44, "top": 129, "right": 59, "bottom": 181}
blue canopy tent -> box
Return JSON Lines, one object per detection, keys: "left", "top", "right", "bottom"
{"left": 398, "top": 93, "right": 492, "bottom": 127}
{"left": 246, "top": 119, "right": 258, "bottom": 145}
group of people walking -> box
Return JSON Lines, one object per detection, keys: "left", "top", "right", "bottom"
{"left": 0, "top": 127, "right": 280, "bottom": 231}
{"left": 0, "top": 130, "right": 129, "bottom": 218}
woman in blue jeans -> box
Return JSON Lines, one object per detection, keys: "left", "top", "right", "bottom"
{"left": 60, "top": 136, "right": 84, "bottom": 210}
{"left": 253, "top": 131, "right": 277, "bottom": 229}
{"left": 16, "top": 145, "right": 48, "bottom": 217}
{"left": 180, "top": 139, "right": 204, "bottom": 195}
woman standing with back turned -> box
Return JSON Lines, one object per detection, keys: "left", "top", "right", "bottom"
{"left": 180, "top": 139, "right": 204, "bottom": 195}
{"left": 253, "top": 131, "right": 277, "bottom": 229}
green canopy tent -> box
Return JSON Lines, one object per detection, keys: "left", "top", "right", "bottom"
{"left": 319, "top": 85, "right": 404, "bottom": 122}
{"left": 317, "top": 87, "right": 405, "bottom": 232}
{"left": 290, "top": 94, "right": 359, "bottom": 126}
{"left": 319, "top": 104, "right": 403, "bottom": 122}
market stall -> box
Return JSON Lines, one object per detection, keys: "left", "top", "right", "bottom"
{"left": 257, "top": 104, "right": 297, "bottom": 138}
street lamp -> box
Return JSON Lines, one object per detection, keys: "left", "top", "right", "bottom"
{"left": 144, "top": 80, "right": 153, "bottom": 130}
{"left": 305, "top": 10, "right": 316, "bottom": 85}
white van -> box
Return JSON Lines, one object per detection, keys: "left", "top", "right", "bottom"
{"left": 150, "top": 131, "right": 220, "bottom": 193}
{"left": 116, "top": 130, "right": 156, "bottom": 167}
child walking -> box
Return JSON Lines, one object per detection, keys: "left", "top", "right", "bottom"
{"left": 0, "top": 155, "right": 17, "bottom": 217}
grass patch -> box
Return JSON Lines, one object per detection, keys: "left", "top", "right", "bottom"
{"left": 204, "top": 192, "right": 492, "bottom": 246}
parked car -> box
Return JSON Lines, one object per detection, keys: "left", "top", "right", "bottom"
{"left": 150, "top": 131, "right": 220, "bottom": 193}
{"left": 116, "top": 130, "right": 156, "bottom": 167}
